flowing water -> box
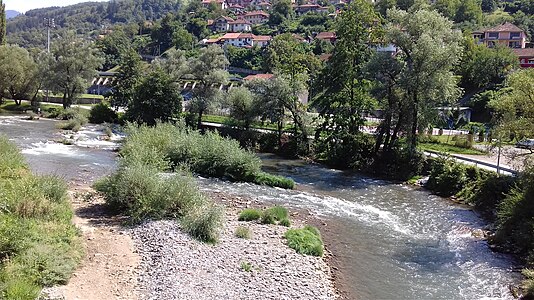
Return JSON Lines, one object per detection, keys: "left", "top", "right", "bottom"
{"left": 0, "top": 114, "right": 520, "bottom": 299}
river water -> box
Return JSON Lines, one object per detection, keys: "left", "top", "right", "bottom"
{"left": 0, "top": 115, "right": 519, "bottom": 300}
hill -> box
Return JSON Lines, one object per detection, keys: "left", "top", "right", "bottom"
{"left": 6, "top": 10, "right": 21, "bottom": 19}
{"left": 6, "top": 0, "right": 181, "bottom": 48}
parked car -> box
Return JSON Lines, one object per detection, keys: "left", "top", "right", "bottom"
{"left": 515, "top": 139, "right": 534, "bottom": 150}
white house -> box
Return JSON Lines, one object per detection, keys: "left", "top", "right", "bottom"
{"left": 229, "top": 18, "right": 252, "bottom": 32}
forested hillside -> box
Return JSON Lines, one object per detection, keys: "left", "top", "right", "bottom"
{"left": 6, "top": 0, "right": 181, "bottom": 48}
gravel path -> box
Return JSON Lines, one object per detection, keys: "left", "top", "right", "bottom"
{"left": 131, "top": 210, "right": 337, "bottom": 300}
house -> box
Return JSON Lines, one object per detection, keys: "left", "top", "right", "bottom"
{"left": 228, "top": 4, "right": 245, "bottom": 13}
{"left": 241, "top": 11, "right": 270, "bottom": 24}
{"left": 229, "top": 18, "right": 252, "bottom": 32}
{"left": 243, "top": 73, "right": 275, "bottom": 81}
{"left": 473, "top": 22, "right": 527, "bottom": 49}
{"left": 253, "top": 35, "right": 271, "bottom": 47}
{"left": 220, "top": 33, "right": 255, "bottom": 47}
{"left": 513, "top": 48, "right": 534, "bottom": 68}
{"left": 213, "top": 16, "right": 234, "bottom": 32}
{"left": 202, "top": 0, "right": 228, "bottom": 10}
{"left": 257, "top": 2, "right": 271, "bottom": 10}
{"left": 295, "top": 4, "right": 329, "bottom": 15}
{"left": 315, "top": 31, "right": 337, "bottom": 43}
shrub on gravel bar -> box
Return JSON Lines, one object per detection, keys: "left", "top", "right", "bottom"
{"left": 284, "top": 225, "right": 324, "bottom": 257}
{"left": 235, "top": 226, "right": 252, "bottom": 239}
{"left": 238, "top": 209, "right": 262, "bottom": 221}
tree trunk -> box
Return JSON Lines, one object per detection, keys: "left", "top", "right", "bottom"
{"left": 197, "top": 109, "right": 203, "bottom": 130}
{"left": 63, "top": 91, "right": 68, "bottom": 109}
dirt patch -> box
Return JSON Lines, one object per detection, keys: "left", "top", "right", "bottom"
{"left": 44, "top": 188, "right": 139, "bottom": 300}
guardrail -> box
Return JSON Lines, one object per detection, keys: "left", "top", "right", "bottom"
{"left": 424, "top": 149, "right": 517, "bottom": 176}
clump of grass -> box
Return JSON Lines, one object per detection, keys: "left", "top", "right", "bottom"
{"left": 240, "top": 261, "right": 252, "bottom": 272}
{"left": 279, "top": 218, "right": 291, "bottom": 227}
{"left": 57, "top": 108, "right": 88, "bottom": 132}
{"left": 252, "top": 172, "right": 295, "bottom": 189}
{"left": 522, "top": 269, "right": 534, "bottom": 297}
{"left": 261, "top": 206, "right": 288, "bottom": 225}
{"left": 284, "top": 225, "right": 324, "bottom": 257}
{"left": 238, "top": 209, "right": 262, "bottom": 221}
{"left": 235, "top": 226, "right": 251, "bottom": 239}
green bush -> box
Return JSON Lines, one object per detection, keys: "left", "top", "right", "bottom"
{"left": 1, "top": 279, "right": 40, "bottom": 300}
{"left": 315, "top": 132, "right": 375, "bottom": 170}
{"left": 121, "top": 123, "right": 293, "bottom": 188}
{"left": 284, "top": 225, "right": 324, "bottom": 256}
{"left": 261, "top": 211, "right": 276, "bottom": 224}
{"left": 89, "top": 102, "right": 118, "bottom": 124}
{"left": 235, "top": 226, "right": 251, "bottom": 239}
{"left": 426, "top": 157, "right": 467, "bottom": 197}
{"left": 181, "top": 204, "right": 223, "bottom": 243}
{"left": 238, "top": 209, "right": 262, "bottom": 221}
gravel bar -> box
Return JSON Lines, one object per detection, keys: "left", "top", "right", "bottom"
{"left": 131, "top": 210, "right": 337, "bottom": 300}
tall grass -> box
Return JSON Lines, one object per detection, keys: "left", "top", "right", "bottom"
{"left": 0, "top": 136, "right": 81, "bottom": 299}
{"left": 120, "top": 123, "right": 294, "bottom": 188}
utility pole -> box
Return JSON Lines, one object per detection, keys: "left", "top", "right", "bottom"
{"left": 44, "top": 18, "right": 54, "bottom": 103}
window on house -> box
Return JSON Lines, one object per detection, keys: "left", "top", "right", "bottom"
{"left": 510, "top": 32, "right": 521, "bottom": 39}
{"left": 508, "top": 41, "right": 521, "bottom": 48}
{"left": 488, "top": 32, "right": 499, "bottom": 39}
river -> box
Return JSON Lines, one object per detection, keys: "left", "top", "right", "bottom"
{"left": 0, "top": 115, "right": 520, "bottom": 300}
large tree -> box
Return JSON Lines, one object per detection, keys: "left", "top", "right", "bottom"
{"left": 490, "top": 69, "right": 534, "bottom": 143}
{"left": 313, "top": 0, "right": 381, "bottom": 143}
{"left": 0, "top": 45, "right": 39, "bottom": 105}
{"left": 228, "top": 86, "right": 256, "bottom": 131}
{"left": 48, "top": 34, "right": 103, "bottom": 109}
{"left": 188, "top": 45, "right": 229, "bottom": 129}
{"left": 110, "top": 48, "right": 143, "bottom": 108}
{"left": 126, "top": 68, "right": 182, "bottom": 125}
{"left": 0, "top": 0, "right": 5, "bottom": 45}
{"left": 387, "top": 7, "right": 463, "bottom": 149}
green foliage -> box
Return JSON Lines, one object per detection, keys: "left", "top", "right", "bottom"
{"left": 238, "top": 209, "right": 262, "bottom": 221}
{"left": 89, "top": 102, "right": 118, "bottom": 124}
{"left": 426, "top": 157, "right": 467, "bottom": 197}
{"left": 264, "top": 206, "right": 289, "bottom": 221}
{"left": 0, "top": 137, "right": 81, "bottom": 298}
{"left": 0, "top": 45, "right": 38, "bottom": 102}
{"left": 110, "top": 48, "right": 142, "bottom": 109}
{"left": 315, "top": 133, "right": 375, "bottom": 170}
{"left": 0, "top": 0, "right": 5, "bottom": 45}
{"left": 120, "top": 123, "right": 294, "bottom": 188}
{"left": 235, "top": 226, "right": 252, "bottom": 239}
{"left": 181, "top": 204, "right": 223, "bottom": 243}
{"left": 57, "top": 108, "right": 89, "bottom": 131}
{"left": 284, "top": 226, "right": 324, "bottom": 256}
{"left": 240, "top": 261, "right": 252, "bottom": 272}
{"left": 252, "top": 172, "right": 295, "bottom": 189}
{"left": 279, "top": 218, "right": 291, "bottom": 227}
{"left": 126, "top": 68, "right": 182, "bottom": 125}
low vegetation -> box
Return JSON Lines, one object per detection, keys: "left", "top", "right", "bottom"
{"left": 235, "top": 226, "right": 251, "bottom": 239}
{"left": 88, "top": 102, "right": 118, "bottom": 124}
{"left": 56, "top": 108, "right": 89, "bottom": 132}
{"left": 121, "top": 123, "right": 294, "bottom": 189}
{"left": 238, "top": 209, "right": 262, "bottom": 222}
{"left": 0, "top": 137, "right": 81, "bottom": 300}
{"left": 284, "top": 225, "right": 324, "bottom": 257}
{"left": 238, "top": 206, "right": 291, "bottom": 227}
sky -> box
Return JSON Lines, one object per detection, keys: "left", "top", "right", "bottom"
{"left": 4, "top": 0, "right": 109, "bottom": 13}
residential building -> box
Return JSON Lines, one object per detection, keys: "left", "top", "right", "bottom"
{"left": 315, "top": 31, "right": 337, "bottom": 43}
{"left": 243, "top": 73, "right": 274, "bottom": 81}
{"left": 228, "top": 4, "right": 245, "bottom": 13}
{"left": 213, "top": 16, "right": 234, "bottom": 32}
{"left": 220, "top": 33, "right": 255, "bottom": 47}
{"left": 473, "top": 22, "right": 527, "bottom": 49}
{"left": 241, "top": 11, "right": 270, "bottom": 24}
{"left": 229, "top": 18, "right": 252, "bottom": 32}
{"left": 253, "top": 35, "right": 271, "bottom": 47}
{"left": 295, "top": 4, "right": 329, "bottom": 15}
{"left": 202, "top": 0, "right": 228, "bottom": 10}
{"left": 513, "top": 48, "right": 534, "bottom": 68}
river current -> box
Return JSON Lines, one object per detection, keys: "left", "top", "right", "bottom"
{"left": 0, "top": 115, "right": 519, "bottom": 299}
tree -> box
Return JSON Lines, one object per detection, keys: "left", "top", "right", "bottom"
{"left": 455, "top": 0, "right": 483, "bottom": 24}
{"left": 96, "top": 27, "right": 131, "bottom": 71}
{"left": 0, "top": 45, "right": 39, "bottom": 105}
{"left": 457, "top": 38, "right": 518, "bottom": 91}
{"left": 0, "top": 0, "right": 5, "bottom": 45}
{"left": 110, "top": 48, "right": 143, "bottom": 108}
{"left": 313, "top": 0, "right": 381, "bottom": 144}
{"left": 481, "top": 0, "right": 497, "bottom": 13}
{"left": 269, "top": 0, "right": 294, "bottom": 26}
{"left": 433, "top": 0, "right": 460, "bottom": 19}
{"left": 173, "top": 27, "right": 195, "bottom": 51}
{"left": 188, "top": 45, "right": 229, "bottom": 129}
{"left": 126, "top": 68, "right": 182, "bottom": 125}
{"left": 153, "top": 48, "right": 189, "bottom": 82}
{"left": 228, "top": 86, "right": 256, "bottom": 130}
{"left": 48, "top": 34, "right": 103, "bottom": 109}
{"left": 490, "top": 69, "right": 534, "bottom": 143}
{"left": 387, "top": 7, "right": 463, "bottom": 149}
